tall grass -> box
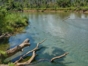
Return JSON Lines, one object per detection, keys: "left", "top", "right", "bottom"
{"left": 5, "top": 13, "right": 28, "bottom": 32}
{"left": 0, "top": 11, "right": 28, "bottom": 33}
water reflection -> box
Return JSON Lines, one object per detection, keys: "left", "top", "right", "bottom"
{"left": 69, "top": 12, "right": 88, "bottom": 19}
{"left": 58, "top": 12, "right": 71, "bottom": 19}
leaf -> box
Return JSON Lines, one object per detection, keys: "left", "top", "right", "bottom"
{"left": 0, "top": 50, "right": 7, "bottom": 57}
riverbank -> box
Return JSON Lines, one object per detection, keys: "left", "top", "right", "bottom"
{"left": 23, "top": 8, "right": 88, "bottom": 13}
{"left": 0, "top": 8, "right": 29, "bottom": 52}
{"left": 0, "top": 12, "right": 28, "bottom": 38}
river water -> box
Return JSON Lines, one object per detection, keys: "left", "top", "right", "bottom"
{"left": 8, "top": 12, "right": 88, "bottom": 66}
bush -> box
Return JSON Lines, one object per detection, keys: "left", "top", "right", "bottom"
{"left": 0, "top": 7, "right": 28, "bottom": 34}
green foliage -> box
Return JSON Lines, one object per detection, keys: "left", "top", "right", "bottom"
{"left": 5, "top": 13, "right": 28, "bottom": 27}
{"left": 0, "top": 7, "right": 28, "bottom": 33}
{"left": 57, "top": 0, "right": 71, "bottom": 8}
{"left": 0, "top": 42, "right": 10, "bottom": 64}
{"left": 8, "top": 62, "right": 15, "bottom": 66}
{"left": 0, "top": 7, "right": 7, "bottom": 33}
{"left": 0, "top": 50, "right": 7, "bottom": 57}
{"left": 20, "top": 56, "right": 31, "bottom": 62}
{"left": 0, "top": 43, "right": 9, "bottom": 51}
{"left": 1, "top": 0, "right": 88, "bottom": 10}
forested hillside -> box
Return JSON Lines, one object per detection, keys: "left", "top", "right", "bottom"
{"left": 0, "top": 0, "right": 88, "bottom": 10}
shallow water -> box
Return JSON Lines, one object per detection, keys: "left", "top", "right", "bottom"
{"left": 8, "top": 12, "right": 88, "bottom": 66}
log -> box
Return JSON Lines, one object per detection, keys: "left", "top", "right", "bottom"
{"left": 15, "top": 39, "right": 46, "bottom": 63}
{"left": 6, "top": 38, "right": 30, "bottom": 57}
{"left": 0, "top": 51, "right": 36, "bottom": 66}
{"left": 50, "top": 52, "right": 69, "bottom": 62}
{"left": 15, "top": 51, "right": 36, "bottom": 66}
{"left": 0, "top": 52, "right": 68, "bottom": 66}
{"left": 0, "top": 39, "right": 30, "bottom": 57}
{"left": 0, "top": 33, "right": 6, "bottom": 39}
{"left": 0, "top": 64, "right": 8, "bottom": 66}
{"left": 15, "top": 39, "right": 46, "bottom": 66}
{"left": 0, "top": 32, "right": 12, "bottom": 39}
{"left": 0, "top": 39, "right": 69, "bottom": 66}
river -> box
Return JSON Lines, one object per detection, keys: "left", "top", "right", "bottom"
{"left": 8, "top": 12, "right": 88, "bottom": 66}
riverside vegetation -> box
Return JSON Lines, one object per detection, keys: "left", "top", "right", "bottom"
{"left": 0, "top": 0, "right": 88, "bottom": 12}
{"left": 0, "top": 7, "right": 28, "bottom": 34}
{"left": 0, "top": 6, "right": 28, "bottom": 50}
{"left": 0, "top": 2, "right": 28, "bottom": 65}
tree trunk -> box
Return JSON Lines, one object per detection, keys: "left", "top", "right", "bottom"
{"left": 0, "top": 39, "right": 46, "bottom": 66}
{"left": 15, "top": 39, "right": 46, "bottom": 63}
{"left": 0, "top": 39, "right": 30, "bottom": 58}
{"left": 15, "top": 39, "right": 46, "bottom": 66}
{"left": 0, "top": 32, "right": 12, "bottom": 40}
{"left": 50, "top": 52, "right": 69, "bottom": 62}
{"left": 15, "top": 51, "right": 36, "bottom": 66}
{"left": 0, "top": 64, "right": 8, "bottom": 66}
{"left": 0, "top": 39, "right": 69, "bottom": 66}
{"left": 0, "top": 51, "right": 36, "bottom": 66}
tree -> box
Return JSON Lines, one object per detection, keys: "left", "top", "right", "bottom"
{"left": 57, "top": 0, "right": 71, "bottom": 8}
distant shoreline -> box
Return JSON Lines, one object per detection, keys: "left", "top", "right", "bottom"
{"left": 23, "top": 9, "right": 88, "bottom": 13}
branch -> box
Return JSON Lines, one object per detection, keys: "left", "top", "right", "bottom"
{"left": 0, "top": 39, "right": 69, "bottom": 66}
{"left": 15, "top": 39, "right": 46, "bottom": 63}
{"left": 0, "top": 64, "right": 8, "bottom": 66}
{"left": 50, "top": 52, "right": 69, "bottom": 62}
{"left": 0, "top": 39, "right": 30, "bottom": 58}
{"left": 0, "top": 51, "right": 36, "bottom": 66}
{"left": 0, "top": 33, "right": 6, "bottom": 39}
{"left": 0, "top": 32, "right": 12, "bottom": 39}
{"left": 15, "top": 51, "right": 36, "bottom": 66}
